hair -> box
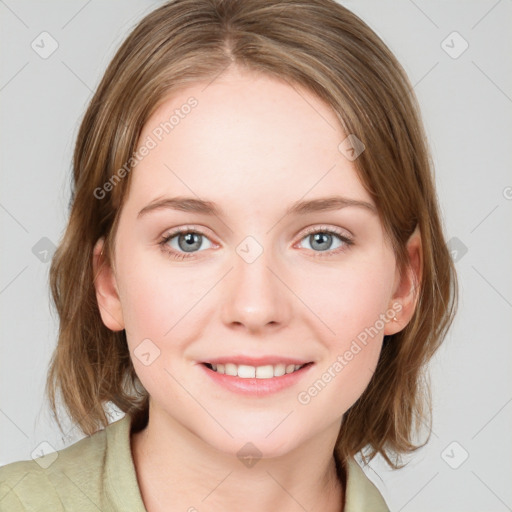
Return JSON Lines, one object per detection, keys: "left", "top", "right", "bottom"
{"left": 46, "top": 0, "right": 458, "bottom": 470}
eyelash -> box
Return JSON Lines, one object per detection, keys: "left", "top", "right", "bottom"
{"left": 158, "top": 225, "right": 354, "bottom": 261}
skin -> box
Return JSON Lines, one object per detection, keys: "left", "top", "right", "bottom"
{"left": 93, "top": 65, "right": 421, "bottom": 512}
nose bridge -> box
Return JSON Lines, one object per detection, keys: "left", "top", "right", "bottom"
{"left": 219, "top": 236, "right": 292, "bottom": 332}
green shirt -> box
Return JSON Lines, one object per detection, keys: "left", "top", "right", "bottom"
{"left": 0, "top": 414, "right": 390, "bottom": 511}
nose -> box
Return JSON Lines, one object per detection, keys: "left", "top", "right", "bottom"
{"left": 219, "top": 248, "right": 293, "bottom": 334}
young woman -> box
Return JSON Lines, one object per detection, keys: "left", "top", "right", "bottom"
{"left": 0, "top": 1, "right": 457, "bottom": 510}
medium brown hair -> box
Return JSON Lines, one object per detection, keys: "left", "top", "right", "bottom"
{"left": 46, "top": 0, "right": 457, "bottom": 469}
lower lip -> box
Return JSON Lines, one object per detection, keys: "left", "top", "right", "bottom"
{"left": 199, "top": 363, "right": 314, "bottom": 397}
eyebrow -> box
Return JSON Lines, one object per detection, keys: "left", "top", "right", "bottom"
{"left": 137, "top": 195, "right": 377, "bottom": 219}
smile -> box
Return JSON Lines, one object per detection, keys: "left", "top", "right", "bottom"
{"left": 204, "top": 362, "right": 309, "bottom": 379}
{"left": 200, "top": 361, "right": 314, "bottom": 396}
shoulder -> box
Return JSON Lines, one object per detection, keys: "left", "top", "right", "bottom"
{"left": 0, "top": 422, "right": 110, "bottom": 511}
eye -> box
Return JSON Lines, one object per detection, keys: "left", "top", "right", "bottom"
{"left": 159, "top": 226, "right": 214, "bottom": 260}
{"left": 296, "top": 225, "right": 354, "bottom": 256}
{"left": 159, "top": 225, "right": 354, "bottom": 261}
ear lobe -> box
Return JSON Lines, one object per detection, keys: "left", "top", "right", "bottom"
{"left": 92, "top": 237, "right": 125, "bottom": 331}
{"left": 384, "top": 226, "right": 422, "bottom": 336}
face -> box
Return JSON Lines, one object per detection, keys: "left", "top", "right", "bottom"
{"left": 94, "top": 65, "right": 419, "bottom": 458}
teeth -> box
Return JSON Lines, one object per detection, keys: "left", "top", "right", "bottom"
{"left": 209, "top": 362, "right": 306, "bottom": 378}
{"left": 225, "top": 363, "right": 238, "bottom": 376}
{"left": 238, "top": 365, "right": 255, "bottom": 378}
{"left": 274, "top": 364, "right": 286, "bottom": 377}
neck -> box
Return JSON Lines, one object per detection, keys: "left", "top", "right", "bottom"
{"left": 130, "top": 407, "right": 345, "bottom": 512}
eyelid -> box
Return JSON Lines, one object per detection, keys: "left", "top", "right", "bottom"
{"left": 161, "top": 224, "right": 353, "bottom": 245}
{"left": 161, "top": 224, "right": 217, "bottom": 242}
{"left": 158, "top": 225, "right": 217, "bottom": 261}
{"left": 292, "top": 224, "right": 354, "bottom": 254}
{"left": 159, "top": 223, "right": 354, "bottom": 260}
{"left": 298, "top": 224, "right": 353, "bottom": 240}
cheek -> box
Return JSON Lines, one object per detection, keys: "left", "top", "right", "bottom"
{"left": 115, "top": 246, "right": 187, "bottom": 344}
{"left": 297, "top": 254, "right": 395, "bottom": 342}
{"left": 116, "top": 246, "right": 217, "bottom": 363}
{"left": 294, "top": 253, "right": 395, "bottom": 408}
{"left": 116, "top": 253, "right": 202, "bottom": 395}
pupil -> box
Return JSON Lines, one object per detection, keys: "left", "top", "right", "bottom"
{"left": 179, "top": 233, "right": 201, "bottom": 252}
{"left": 311, "top": 232, "right": 331, "bottom": 251}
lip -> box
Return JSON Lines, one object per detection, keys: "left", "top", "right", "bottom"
{"left": 198, "top": 361, "right": 314, "bottom": 397}
{"left": 200, "top": 356, "right": 312, "bottom": 366}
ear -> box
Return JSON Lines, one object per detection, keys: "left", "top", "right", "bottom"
{"left": 384, "top": 226, "right": 422, "bottom": 335}
{"left": 92, "top": 237, "right": 125, "bottom": 331}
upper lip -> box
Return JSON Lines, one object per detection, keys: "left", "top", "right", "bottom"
{"left": 201, "top": 356, "right": 313, "bottom": 366}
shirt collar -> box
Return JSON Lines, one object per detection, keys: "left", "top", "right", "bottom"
{"left": 104, "top": 413, "right": 389, "bottom": 511}
{"left": 342, "top": 457, "right": 390, "bottom": 511}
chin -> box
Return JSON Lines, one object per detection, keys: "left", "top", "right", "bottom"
{"left": 201, "top": 420, "right": 305, "bottom": 461}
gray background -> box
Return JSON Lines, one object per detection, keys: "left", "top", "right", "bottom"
{"left": 1, "top": 1, "right": 511, "bottom": 510}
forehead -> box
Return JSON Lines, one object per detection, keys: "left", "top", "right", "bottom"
{"left": 124, "top": 67, "right": 371, "bottom": 214}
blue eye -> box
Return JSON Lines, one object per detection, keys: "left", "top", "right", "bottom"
{"left": 159, "top": 225, "right": 354, "bottom": 261}
{"left": 159, "top": 227, "right": 213, "bottom": 260}
{"left": 297, "top": 226, "right": 354, "bottom": 255}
